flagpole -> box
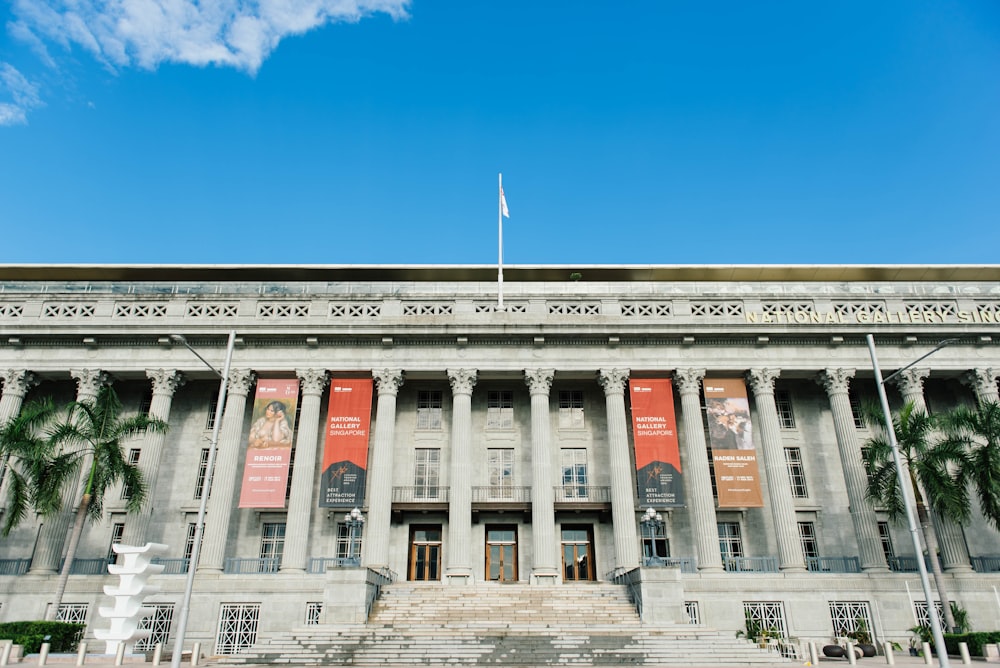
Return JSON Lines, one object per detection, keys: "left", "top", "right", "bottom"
{"left": 498, "top": 172, "right": 504, "bottom": 311}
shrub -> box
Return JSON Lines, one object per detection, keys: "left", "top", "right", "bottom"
{"left": 0, "top": 622, "right": 85, "bottom": 653}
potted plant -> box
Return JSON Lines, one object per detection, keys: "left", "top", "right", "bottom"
{"left": 847, "top": 618, "right": 877, "bottom": 657}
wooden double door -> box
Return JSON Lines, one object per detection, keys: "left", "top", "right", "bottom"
{"left": 485, "top": 525, "right": 518, "bottom": 582}
{"left": 408, "top": 525, "right": 442, "bottom": 581}
{"left": 561, "top": 525, "right": 595, "bottom": 581}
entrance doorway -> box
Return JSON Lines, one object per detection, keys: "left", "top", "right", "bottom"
{"left": 408, "top": 525, "right": 442, "bottom": 581}
{"left": 561, "top": 525, "right": 595, "bottom": 581}
{"left": 485, "top": 525, "right": 518, "bottom": 582}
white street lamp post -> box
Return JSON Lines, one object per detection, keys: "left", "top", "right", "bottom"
{"left": 866, "top": 334, "right": 954, "bottom": 668}
{"left": 169, "top": 331, "right": 236, "bottom": 668}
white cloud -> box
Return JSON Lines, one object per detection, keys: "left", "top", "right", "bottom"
{"left": 10, "top": 0, "right": 411, "bottom": 74}
{"left": 0, "top": 63, "right": 43, "bottom": 126}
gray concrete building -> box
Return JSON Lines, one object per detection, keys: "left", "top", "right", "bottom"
{"left": 0, "top": 264, "right": 998, "bottom": 656}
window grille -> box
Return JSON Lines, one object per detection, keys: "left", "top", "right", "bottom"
{"left": 417, "top": 391, "right": 443, "bottom": 430}
{"left": 877, "top": 522, "right": 895, "bottom": 562}
{"left": 718, "top": 522, "right": 744, "bottom": 560}
{"left": 305, "top": 603, "right": 322, "bottom": 625}
{"left": 621, "top": 302, "right": 672, "bottom": 317}
{"left": 336, "top": 524, "right": 363, "bottom": 561}
{"left": 215, "top": 604, "right": 260, "bottom": 655}
{"left": 487, "top": 449, "right": 514, "bottom": 499}
{"left": 797, "top": 522, "right": 819, "bottom": 559}
{"left": 329, "top": 303, "right": 381, "bottom": 317}
{"left": 205, "top": 396, "right": 219, "bottom": 430}
{"left": 487, "top": 391, "right": 514, "bottom": 429}
{"left": 0, "top": 304, "right": 24, "bottom": 318}
{"left": 685, "top": 601, "right": 700, "bottom": 625}
{"left": 138, "top": 391, "right": 153, "bottom": 415}
{"left": 548, "top": 303, "right": 600, "bottom": 315}
{"left": 113, "top": 303, "right": 167, "bottom": 318}
{"left": 257, "top": 303, "right": 309, "bottom": 318}
{"left": 742, "top": 601, "right": 790, "bottom": 654}
{"left": 134, "top": 604, "right": 175, "bottom": 651}
{"left": 914, "top": 601, "right": 944, "bottom": 629}
{"left": 784, "top": 448, "right": 808, "bottom": 498}
{"left": 42, "top": 303, "right": 96, "bottom": 318}
{"left": 414, "top": 449, "right": 441, "bottom": 499}
{"left": 259, "top": 523, "right": 285, "bottom": 568}
{"left": 829, "top": 601, "right": 874, "bottom": 642}
{"left": 558, "top": 391, "right": 585, "bottom": 429}
{"left": 691, "top": 302, "right": 743, "bottom": 317}
{"left": 560, "top": 449, "right": 588, "bottom": 498}
{"left": 186, "top": 303, "right": 238, "bottom": 318}
{"left": 122, "top": 449, "right": 141, "bottom": 500}
{"left": 402, "top": 303, "right": 453, "bottom": 315}
{"left": 56, "top": 603, "right": 89, "bottom": 624}
{"left": 849, "top": 391, "right": 865, "bottom": 429}
{"left": 775, "top": 391, "right": 796, "bottom": 429}
{"left": 183, "top": 522, "right": 199, "bottom": 568}
{"left": 108, "top": 522, "right": 125, "bottom": 564}
{"left": 195, "top": 449, "right": 213, "bottom": 499}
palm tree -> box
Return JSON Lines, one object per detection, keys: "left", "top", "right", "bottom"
{"left": 939, "top": 400, "right": 1000, "bottom": 531}
{"left": 862, "top": 401, "right": 966, "bottom": 632}
{"left": 1, "top": 385, "right": 167, "bottom": 620}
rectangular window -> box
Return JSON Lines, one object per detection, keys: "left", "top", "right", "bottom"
{"left": 487, "top": 391, "right": 514, "bottom": 430}
{"left": 260, "top": 523, "right": 285, "bottom": 571}
{"left": 685, "top": 601, "right": 700, "bottom": 625}
{"left": 414, "top": 449, "right": 441, "bottom": 499}
{"left": 194, "top": 448, "right": 213, "bottom": 500}
{"left": 849, "top": 391, "right": 865, "bottom": 429}
{"left": 121, "top": 449, "right": 141, "bottom": 500}
{"left": 829, "top": 601, "right": 874, "bottom": 643}
{"left": 641, "top": 519, "right": 669, "bottom": 563}
{"left": 107, "top": 522, "right": 125, "bottom": 564}
{"left": 215, "top": 604, "right": 260, "bottom": 655}
{"left": 914, "top": 601, "right": 945, "bottom": 630}
{"left": 134, "top": 604, "right": 175, "bottom": 651}
{"left": 55, "top": 603, "right": 89, "bottom": 624}
{"left": 718, "top": 522, "right": 744, "bottom": 560}
{"left": 784, "top": 447, "right": 808, "bottom": 498}
{"left": 560, "top": 449, "right": 588, "bottom": 499}
{"left": 775, "top": 390, "right": 796, "bottom": 429}
{"left": 417, "top": 390, "right": 443, "bottom": 430}
{"left": 558, "top": 391, "right": 584, "bottom": 429}
{"left": 487, "top": 448, "right": 514, "bottom": 499}
{"left": 183, "top": 522, "right": 198, "bottom": 566}
{"left": 878, "top": 521, "right": 895, "bottom": 562}
{"left": 336, "top": 523, "right": 363, "bottom": 562}
{"left": 305, "top": 603, "right": 322, "bottom": 625}
{"left": 798, "top": 521, "right": 819, "bottom": 559}
{"left": 743, "top": 602, "right": 794, "bottom": 657}
{"left": 138, "top": 391, "right": 153, "bottom": 416}
{"left": 205, "top": 395, "right": 219, "bottom": 430}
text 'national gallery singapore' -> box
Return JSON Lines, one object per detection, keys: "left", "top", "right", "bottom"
{"left": 0, "top": 264, "right": 998, "bottom": 660}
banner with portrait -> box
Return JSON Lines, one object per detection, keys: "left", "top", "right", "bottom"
{"left": 239, "top": 378, "right": 300, "bottom": 508}
{"left": 319, "top": 378, "right": 373, "bottom": 508}
{"left": 704, "top": 378, "right": 764, "bottom": 508}
{"left": 630, "top": 379, "right": 684, "bottom": 507}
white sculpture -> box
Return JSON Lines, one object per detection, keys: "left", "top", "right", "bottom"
{"left": 95, "top": 543, "right": 168, "bottom": 655}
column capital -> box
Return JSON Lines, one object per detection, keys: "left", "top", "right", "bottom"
{"left": 524, "top": 369, "right": 554, "bottom": 395}
{"left": 597, "top": 368, "right": 630, "bottom": 395}
{"left": 673, "top": 368, "right": 706, "bottom": 396}
{"left": 227, "top": 369, "right": 256, "bottom": 396}
{"left": 961, "top": 368, "right": 998, "bottom": 401}
{"left": 296, "top": 369, "right": 330, "bottom": 396}
{"left": 146, "top": 369, "right": 186, "bottom": 397}
{"left": 447, "top": 369, "right": 478, "bottom": 396}
{"left": 70, "top": 369, "right": 110, "bottom": 397}
{"left": 892, "top": 368, "right": 928, "bottom": 399}
{"left": 817, "top": 368, "right": 855, "bottom": 396}
{"left": 373, "top": 369, "right": 404, "bottom": 396}
{"left": 746, "top": 368, "right": 779, "bottom": 395}
{"left": 1, "top": 369, "right": 39, "bottom": 398}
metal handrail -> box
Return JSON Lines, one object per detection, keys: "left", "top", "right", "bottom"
{"left": 553, "top": 485, "right": 611, "bottom": 502}
{"left": 392, "top": 486, "right": 450, "bottom": 503}
{"left": 223, "top": 557, "right": 280, "bottom": 574}
{"left": 806, "top": 556, "right": 862, "bottom": 573}
{"left": 471, "top": 486, "right": 531, "bottom": 503}
{"left": 724, "top": 556, "right": 779, "bottom": 573}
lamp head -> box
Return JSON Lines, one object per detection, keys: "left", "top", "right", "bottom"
{"left": 170, "top": 334, "right": 188, "bottom": 344}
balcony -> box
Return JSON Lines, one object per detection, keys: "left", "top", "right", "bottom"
{"left": 553, "top": 485, "right": 612, "bottom": 517}
{"left": 472, "top": 486, "right": 531, "bottom": 521}
{"left": 151, "top": 557, "right": 191, "bottom": 574}
{"left": 307, "top": 557, "right": 362, "bottom": 573}
{"left": 806, "top": 556, "right": 862, "bottom": 573}
{"left": 0, "top": 559, "right": 29, "bottom": 576}
{"left": 972, "top": 556, "right": 1000, "bottom": 572}
{"left": 223, "top": 557, "right": 280, "bottom": 574}
{"left": 723, "top": 556, "right": 779, "bottom": 573}
{"left": 392, "top": 486, "right": 450, "bottom": 521}
{"left": 642, "top": 556, "right": 697, "bottom": 573}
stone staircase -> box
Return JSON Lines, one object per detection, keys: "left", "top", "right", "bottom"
{"left": 221, "top": 582, "right": 792, "bottom": 665}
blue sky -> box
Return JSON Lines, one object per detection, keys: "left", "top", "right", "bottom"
{"left": 1, "top": 1, "right": 998, "bottom": 266}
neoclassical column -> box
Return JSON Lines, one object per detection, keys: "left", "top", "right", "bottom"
{"left": 962, "top": 368, "right": 999, "bottom": 405}
{"left": 0, "top": 370, "right": 39, "bottom": 499}
{"left": 445, "top": 369, "right": 477, "bottom": 583}
{"left": 893, "top": 368, "right": 972, "bottom": 572}
{"left": 525, "top": 369, "right": 559, "bottom": 582}
{"left": 746, "top": 368, "right": 805, "bottom": 572}
{"left": 281, "top": 369, "right": 328, "bottom": 572}
{"left": 818, "top": 368, "right": 887, "bottom": 572}
{"left": 198, "top": 369, "right": 255, "bottom": 572}
{"left": 31, "top": 369, "right": 109, "bottom": 574}
{"left": 122, "top": 369, "right": 185, "bottom": 547}
{"left": 674, "top": 369, "right": 723, "bottom": 572}
{"left": 598, "top": 368, "right": 639, "bottom": 571}
{"left": 363, "top": 369, "right": 403, "bottom": 568}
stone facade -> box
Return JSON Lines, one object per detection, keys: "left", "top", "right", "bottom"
{"left": 0, "top": 265, "right": 999, "bottom": 652}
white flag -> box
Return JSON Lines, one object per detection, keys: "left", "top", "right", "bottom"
{"left": 500, "top": 185, "right": 510, "bottom": 218}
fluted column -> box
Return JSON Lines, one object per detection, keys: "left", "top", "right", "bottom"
{"left": 598, "top": 368, "right": 639, "bottom": 571}
{"left": 746, "top": 369, "right": 805, "bottom": 572}
{"left": 525, "top": 369, "right": 558, "bottom": 581}
{"left": 198, "top": 369, "right": 255, "bottom": 572}
{"left": 122, "top": 369, "right": 185, "bottom": 547}
{"left": 818, "top": 368, "right": 887, "bottom": 572}
{"left": 445, "top": 369, "right": 477, "bottom": 583}
{"left": 363, "top": 369, "right": 403, "bottom": 568}
{"left": 962, "top": 368, "right": 1000, "bottom": 405}
{"left": 31, "top": 369, "right": 109, "bottom": 574}
{"left": 674, "top": 369, "right": 723, "bottom": 572}
{"left": 281, "top": 369, "right": 328, "bottom": 572}
{"left": 893, "top": 369, "right": 971, "bottom": 572}
{"left": 0, "top": 370, "right": 39, "bottom": 499}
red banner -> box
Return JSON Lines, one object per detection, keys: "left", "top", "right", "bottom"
{"left": 630, "top": 379, "right": 684, "bottom": 507}
{"left": 704, "top": 378, "right": 764, "bottom": 508}
{"left": 319, "top": 378, "right": 373, "bottom": 508}
{"left": 239, "top": 379, "right": 300, "bottom": 508}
